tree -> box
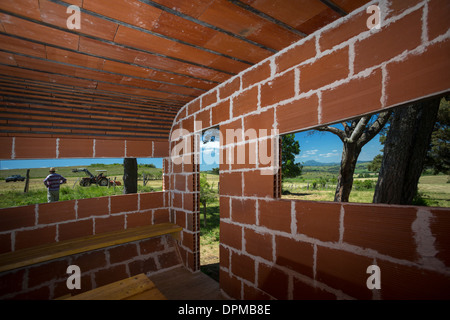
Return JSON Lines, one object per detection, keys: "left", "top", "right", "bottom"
{"left": 423, "top": 97, "right": 450, "bottom": 175}
{"left": 281, "top": 134, "right": 302, "bottom": 178}
{"left": 123, "top": 158, "right": 138, "bottom": 194}
{"left": 200, "top": 173, "right": 217, "bottom": 227}
{"left": 373, "top": 97, "right": 441, "bottom": 205}
{"left": 315, "top": 111, "right": 392, "bottom": 202}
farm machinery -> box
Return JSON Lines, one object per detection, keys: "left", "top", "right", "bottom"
{"left": 71, "top": 168, "right": 121, "bottom": 187}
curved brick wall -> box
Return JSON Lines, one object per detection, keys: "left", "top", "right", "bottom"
{"left": 168, "top": 0, "right": 450, "bottom": 299}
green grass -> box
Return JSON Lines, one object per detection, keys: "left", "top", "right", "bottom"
{"left": 0, "top": 163, "right": 163, "bottom": 208}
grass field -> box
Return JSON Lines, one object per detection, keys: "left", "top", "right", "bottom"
{"left": 0, "top": 164, "right": 163, "bottom": 208}
{"left": 282, "top": 170, "right": 450, "bottom": 207}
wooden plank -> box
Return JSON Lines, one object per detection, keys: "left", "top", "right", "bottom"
{"left": 125, "top": 287, "right": 167, "bottom": 300}
{"left": 65, "top": 273, "right": 157, "bottom": 300}
{"left": 0, "top": 223, "right": 182, "bottom": 273}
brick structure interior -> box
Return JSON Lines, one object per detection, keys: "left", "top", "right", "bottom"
{"left": 1, "top": 0, "right": 450, "bottom": 300}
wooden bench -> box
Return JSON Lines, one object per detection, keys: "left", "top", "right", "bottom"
{"left": 62, "top": 273, "right": 166, "bottom": 300}
{"left": 0, "top": 223, "right": 182, "bottom": 273}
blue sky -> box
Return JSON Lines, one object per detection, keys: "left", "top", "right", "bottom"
{"left": 0, "top": 124, "right": 382, "bottom": 171}
{"left": 0, "top": 157, "right": 163, "bottom": 170}
{"left": 294, "top": 126, "right": 383, "bottom": 164}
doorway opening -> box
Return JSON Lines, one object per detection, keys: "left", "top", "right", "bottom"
{"left": 199, "top": 127, "right": 220, "bottom": 282}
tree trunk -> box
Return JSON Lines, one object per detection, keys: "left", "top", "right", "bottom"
{"left": 334, "top": 142, "right": 362, "bottom": 202}
{"left": 23, "top": 169, "right": 30, "bottom": 193}
{"left": 123, "top": 158, "right": 138, "bottom": 194}
{"left": 202, "top": 201, "right": 207, "bottom": 227}
{"left": 373, "top": 98, "right": 440, "bottom": 205}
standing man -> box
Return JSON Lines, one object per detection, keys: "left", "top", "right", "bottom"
{"left": 44, "top": 167, "right": 67, "bottom": 203}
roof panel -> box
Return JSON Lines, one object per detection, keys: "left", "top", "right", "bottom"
{"left": 0, "top": 0, "right": 370, "bottom": 141}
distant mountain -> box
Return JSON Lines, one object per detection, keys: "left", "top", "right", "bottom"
{"left": 303, "top": 160, "right": 339, "bottom": 166}
{"left": 303, "top": 160, "right": 371, "bottom": 167}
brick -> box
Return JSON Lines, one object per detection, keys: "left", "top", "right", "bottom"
{"left": 220, "top": 221, "right": 242, "bottom": 250}
{"left": 221, "top": 118, "right": 243, "bottom": 146}
{"left": 231, "top": 198, "right": 256, "bottom": 225}
{"left": 174, "top": 175, "right": 186, "bottom": 192}
{"left": 232, "top": 86, "right": 258, "bottom": 117}
{"left": 72, "top": 250, "right": 107, "bottom": 272}
{"left": 183, "top": 193, "right": 194, "bottom": 211}
{"left": 95, "top": 139, "right": 125, "bottom": 157}
{"left": 58, "top": 219, "right": 94, "bottom": 241}
{"left": 94, "top": 264, "right": 128, "bottom": 287}
{"left": 0, "top": 137, "right": 12, "bottom": 158}
{"left": 220, "top": 197, "right": 230, "bottom": 219}
{"left": 153, "top": 141, "right": 169, "bottom": 157}
{"left": 385, "top": 39, "right": 450, "bottom": 107}
{"left": 229, "top": 141, "right": 257, "bottom": 170}
{"left": 260, "top": 69, "right": 295, "bottom": 107}
{"left": 293, "top": 278, "right": 336, "bottom": 300}
{"left": 428, "top": 0, "right": 450, "bottom": 41}
{"left": 28, "top": 259, "right": 68, "bottom": 288}
{"left": 316, "top": 245, "right": 373, "bottom": 299}
{"left": 139, "top": 237, "right": 165, "bottom": 254}
{"left": 38, "top": 200, "right": 76, "bottom": 224}
{"left": 154, "top": 208, "right": 170, "bottom": 224}
{"left": 219, "top": 76, "right": 241, "bottom": 100}
{"left": 0, "top": 233, "right": 11, "bottom": 254}
{"left": 258, "top": 200, "right": 291, "bottom": 233}
{"left": 277, "top": 94, "right": 319, "bottom": 134}
{"left": 220, "top": 244, "right": 230, "bottom": 269}
{"left": 195, "top": 108, "right": 211, "bottom": 131}
{"left": 77, "top": 197, "right": 109, "bottom": 219}
{"left": 126, "top": 140, "right": 153, "bottom": 157}
{"left": 242, "top": 60, "right": 271, "bottom": 89}
{"left": 15, "top": 225, "right": 56, "bottom": 250}
{"left": 126, "top": 210, "right": 152, "bottom": 228}
{"left": 385, "top": 0, "right": 422, "bottom": 19}
{"left": 343, "top": 203, "right": 418, "bottom": 261}
{"left": 201, "top": 90, "right": 217, "bottom": 108}
{"left": 430, "top": 208, "right": 450, "bottom": 267}
{"left": 296, "top": 201, "right": 341, "bottom": 242}
{"left": 172, "top": 192, "right": 182, "bottom": 209}
{"left": 377, "top": 259, "right": 450, "bottom": 299}
{"left": 0, "top": 269, "right": 25, "bottom": 297}
{"left": 211, "top": 99, "right": 230, "bottom": 126}
{"left": 319, "top": 11, "right": 368, "bottom": 51}
{"left": 275, "top": 235, "right": 314, "bottom": 277}
{"left": 158, "top": 249, "right": 181, "bottom": 269}
{"left": 11, "top": 286, "right": 50, "bottom": 300}
{"left": 244, "top": 228, "right": 273, "bottom": 261}
{"left": 243, "top": 283, "right": 272, "bottom": 300}
{"left": 243, "top": 108, "right": 275, "bottom": 138}
{"left": 354, "top": 9, "right": 423, "bottom": 73}
{"left": 321, "top": 68, "right": 383, "bottom": 124}
{"left": 300, "top": 47, "right": 349, "bottom": 93}
{"left": 258, "top": 263, "right": 289, "bottom": 300}
{"left": 219, "top": 171, "right": 242, "bottom": 196}
{"left": 231, "top": 251, "right": 255, "bottom": 283}
{"left": 182, "top": 118, "right": 194, "bottom": 135}
{"left": 14, "top": 137, "right": 56, "bottom": 159}
{"left": 187, "top": 99, "right": 201, "bottom": 116}
{"left": 58, "top": 138, "right": 93, "bottom": 158}
{"left": 94, "top": 214, "right": 125, "bottom": 234}
{"left": 243, "top": 170, "right": 274, "bottom": 198}
{"left": 128, "top": 256, "right": 158, "bottom": 275}
{"left": 220, "top": 268, "right": 242, "bottom": 300}
{"left": 276, "top": 37, "right": 316, "bottom": 73}
{"left": 0, "top": 205, "right": 36, "bottom": 232}
{"left": 110, "top": 194, "right": 138, "bottom": 214}
{"left": 140, "top": 192, "right": 164, "bottom": 210}
{"left": 108, "top": 243, "right": 138, "bottom": 264}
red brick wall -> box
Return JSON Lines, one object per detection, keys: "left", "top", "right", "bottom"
{"left": 0, "top": 137, "right": 169, "bottom": 159}
{"left": 0, "top": 191, "right": 182, "bottom": 299}
{"left": 169, "top": 0, "right": 450, "bottom": 299}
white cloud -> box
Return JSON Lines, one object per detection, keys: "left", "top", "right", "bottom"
{"left": 319, "top": 152, "right": 339, "bottom": 158}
